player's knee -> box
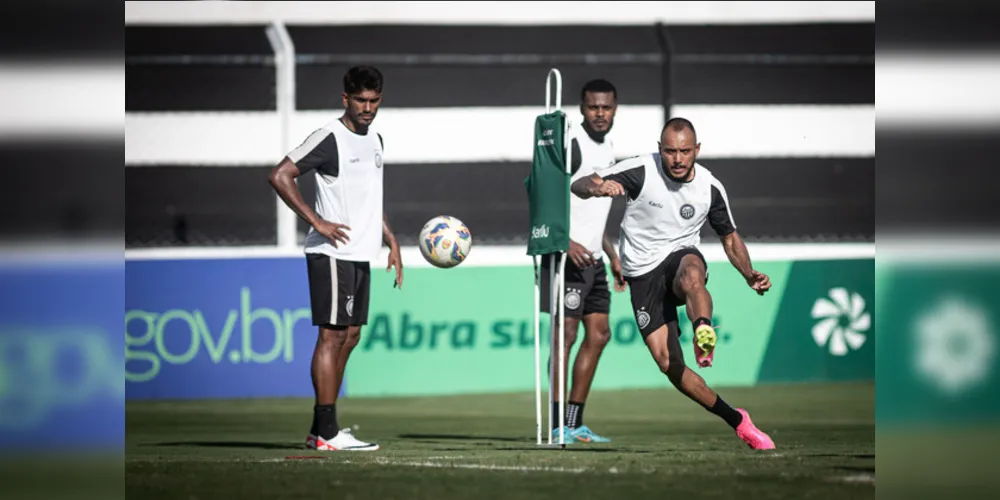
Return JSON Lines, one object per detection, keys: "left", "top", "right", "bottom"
{"left": 653, "top": 350, "right": 672, "bottom": 375}
{"left": 666, "top": 348, "right": 686, "bottom": 382}
{"left": 318, "top": 326, "right": 348, "bottom": 347}
{"left": 344, "top": 326, "right": 362, "bottom": 348}
{"left": 587, "top": 327, "right": 611, "bottom": 349}
{"left": 560, "top": 319, "right": 580, "bottom": 347}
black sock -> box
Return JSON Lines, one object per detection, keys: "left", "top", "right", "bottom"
{"left": 314, "top": 404, "right": 338, "bottom": 439}
{"left": 551, "top": 402, "right": 561, "bottom": 430}
{"left": 707, "top": 396, "right": 743, "bottom": 430}
{"left": 566, "top": 401, "right": 585, "bottom": 428}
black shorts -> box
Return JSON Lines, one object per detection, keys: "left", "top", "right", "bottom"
{"left": 624, "top": 247, "right": 709, "bottom": 339}
{"left": 538, "top": 253, "right": 611, "bottom": 318}
{"left": 306, "top": 253, "right": 371, "bottom": 327}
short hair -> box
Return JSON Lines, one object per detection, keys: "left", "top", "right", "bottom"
{"left": 580, "top": 79, "right": 617, "bottom": 102}
{"left": 663, "top": 117, "right": 696, "bottom": 138}
{"left": 343, "top": 65, "right": 384, "bottom": 95}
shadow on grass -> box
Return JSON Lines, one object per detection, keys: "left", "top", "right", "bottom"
{"left": 398, "top": 433, "right": 526, "bottom": 443}
{"left": 149, "top": 441, "right": 298, "bottom": 450}
{"left": 834, "top": 465, "right": 876, "bottom": 473}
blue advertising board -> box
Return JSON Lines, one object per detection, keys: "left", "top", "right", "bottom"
{"left": 0, "top": 258, "right": 124, "bottom": 451}
{"left": 125, "top": 258, "right": 330, "bottom": 400}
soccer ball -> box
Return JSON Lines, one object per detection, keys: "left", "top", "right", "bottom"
{"left": 418, "top": 215, "right": 472, "bottom": 269}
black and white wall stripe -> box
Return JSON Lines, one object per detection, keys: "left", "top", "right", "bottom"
{"left": 125, "top": 2, "right": 874, "bottom": 248}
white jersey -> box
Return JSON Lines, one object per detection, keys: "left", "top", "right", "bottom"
{"left": 567, "top": 120, "right": 617, "bottom": 257}
{"left": 597, "top": 154, "right": 737, "bottom": 277}
{"left": 286, "top": 118, "right": 385, "bottom": 262}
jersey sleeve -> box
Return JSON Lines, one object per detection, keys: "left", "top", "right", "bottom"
{"left": 566, "top": 137, "right": 583, "bottom": 175}
{"left": 287, "top": 129, "right": 339, "bottom": 176}
{"left": 597, "top": 155, "right": 646, "bottom": 201}
{"left": 708, "top": 178, "right": 737, "bottom": 236}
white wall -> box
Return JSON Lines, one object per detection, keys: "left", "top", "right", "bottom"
{"left": 126, "top": 1, "right": 875, "bottom": 26}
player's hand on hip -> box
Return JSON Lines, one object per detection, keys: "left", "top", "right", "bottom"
{"left": 597, "top": 180, "right": 625, "bottom": 197}
{"left": 611, "top": 258, "right": 627, "bottom": 292}
{"left": 387, "top": 246, "right": 403, "bottom": 289}
{"left": 315, "top": 220, "right": 351, "bottom": 247}
{"left": 747, "top": 270, "right": 772, "bottom": 296}
{"left": 568, "top": 240, "right": 596, "bottom": 269}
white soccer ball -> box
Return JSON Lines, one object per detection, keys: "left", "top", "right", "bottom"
{"left": 418, "top": 215, "right": 472, "bottom": 269}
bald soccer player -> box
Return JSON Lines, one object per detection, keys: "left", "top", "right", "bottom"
{"left": 571, "top": 117, "right": 776, "bottom": 450}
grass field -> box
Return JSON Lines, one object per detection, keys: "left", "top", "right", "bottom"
{"left": 126, "top": 382, "right": 874, "bottom": 499}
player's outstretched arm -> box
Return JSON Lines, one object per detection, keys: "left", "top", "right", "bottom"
{"left": 269, "top": 157, "right": 350, "bottom": 247}
{"left": 571, "top": 173, "right": 625, "bottom": 199}
{"left": 721, "top": 231, "right": 771, "bottom": 296}
{"left": 383, "top": 213, "right": 403, "bottom": 289}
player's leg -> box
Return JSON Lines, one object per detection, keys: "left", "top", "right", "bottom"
{"left": 643, "top": 321, "right": 774, "bottom": 450}
{"left": 665, "top": 251, "right": 776, "bottom": 450}
{"left": 550, "top": 316, "right": 580, "bottom": 439}
{"left": 335, "top": 325, "right": 361, "bottom": 397}
{"left": 570, "top": 313, "right": 610, "bottom": 409}
{"left": 643, "top": 321, "right": 712, "bottom": 406}
{"left": 309, "top": 324, "right": 347, "bottom": 445}
{"left": 304, "top": 253, "right": 341, "bottom": 448}
{"left": 566, "top": 262, "right": 612, "bottom": 442}
{"left": 540, "top": 253, "right": 586, "bottom": 441}
{"left": 321, "top": 261, "right": 379, "bottom": 450}
{"left": 670, "top": 252, "right": 716, "bottom": 367}
{"left": 306, "top": 256, "right": 378, "bottom": 451}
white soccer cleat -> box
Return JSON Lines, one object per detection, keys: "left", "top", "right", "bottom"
{"left": 308, "top": 428, "right": 380, "bottom": 451}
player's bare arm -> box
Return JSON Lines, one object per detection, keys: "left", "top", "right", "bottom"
{"left": 721, "top": 231, "right": 771, "bottom": 296}
{"left": 603, "top": 235, "right": 626, "bottom": 292}
{"left": 571, "top": 173, "right": 625, "bottom": 199}
{"left": 382, "top": 213, "right": 403, "bottom": 289}
{"left": 269, "top": 157, "right": 351, "bottom": 247}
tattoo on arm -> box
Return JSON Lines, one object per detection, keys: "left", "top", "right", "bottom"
{"left": 571, "top": 174, "right": 602, "bottom": 199}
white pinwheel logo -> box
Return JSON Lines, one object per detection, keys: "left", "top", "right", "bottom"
{"left": 914, "top": 295, "right": 995, "bottom": 395}
{"left": 811, "top": 287, "right": 871, "bottom": 356}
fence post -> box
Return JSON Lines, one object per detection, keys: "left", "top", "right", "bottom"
{"left": 266, "top": 21, "right": 298, "bottom": 249}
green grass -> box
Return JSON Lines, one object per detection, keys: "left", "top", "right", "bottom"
{"left": 126, "top": 382, "right": 874, "bottom": 499}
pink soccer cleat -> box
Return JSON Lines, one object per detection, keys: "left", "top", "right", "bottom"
{"left": 735, "top": 408, "right": 775, "bottom": 450}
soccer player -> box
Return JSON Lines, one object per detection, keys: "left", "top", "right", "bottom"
{"left": 268, "top": 66, "right": 402, "bottom": 452}
{"left": 541, "top": 79, "right": 626, "bottom": 444}
{"left": 570, "top": 117, "right": 776, "bottom": 450}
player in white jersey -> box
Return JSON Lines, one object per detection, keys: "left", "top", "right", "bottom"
{"left": 570, "top": 118, "right": 776, "bottom": 450}
{"left": 540, "top": 79, "right": 625, "bottom": 444}
{"left": 269, "top": 66, "right": 402, "bottom": 452}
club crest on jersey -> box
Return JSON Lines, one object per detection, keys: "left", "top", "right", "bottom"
{"left": 374, "top": 152, "right": 383, "bottom": 168}
{"left": 680, "top": 204, "right": 695, "bottom": 220}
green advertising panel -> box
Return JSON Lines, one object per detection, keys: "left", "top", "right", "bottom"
{"left": 876, "top": 261, "right": 1000, "bottom": 425}
{"left": 757, "top": 260, "right": 876, "bottom": 383}
{"left": 347, "top": 259, "right": 809, "bottom": 398}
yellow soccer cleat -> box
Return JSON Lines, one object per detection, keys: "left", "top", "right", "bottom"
{"left": 694, "top": 324, "right": 717, "bottom": 368}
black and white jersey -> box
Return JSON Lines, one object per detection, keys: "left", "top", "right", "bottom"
{"left": 597, "top": 154, "right": 737, "bottom": 277}
{"left": 567, "top": 120, "right": 617, "bottom": 257}
{"left": 286, "top": 119, "right": 385, "bottom": 262}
